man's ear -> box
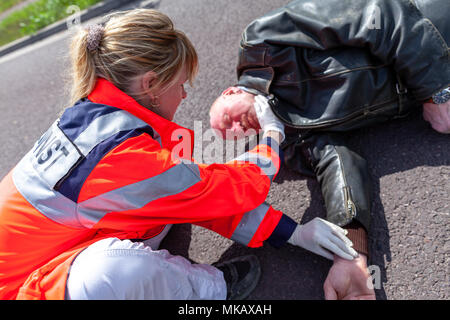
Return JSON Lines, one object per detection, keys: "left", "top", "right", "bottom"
{"left": 221, "top": 86, "right": 241, "bottom": 96}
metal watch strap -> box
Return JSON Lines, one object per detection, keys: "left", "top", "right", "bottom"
{"left": 431, "top": 86, "right": 450, "bottom": 104}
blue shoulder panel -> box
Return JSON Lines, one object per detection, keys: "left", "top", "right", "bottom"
{"left": 58, "top": 98, "right": 120, "bottom": 142}
{"left": 55, "top": 99, "right": 154, "bottom": 202}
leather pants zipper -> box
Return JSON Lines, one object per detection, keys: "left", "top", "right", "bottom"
{"left": 335, "top": 147, "right": 357, "bottom": 221}
{"left": 343, "top": 186, "right": 357, "bottom": 220}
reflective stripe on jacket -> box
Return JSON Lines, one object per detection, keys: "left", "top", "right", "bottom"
{"left": 0, "top": 78, "right": 297, "bottom": 300}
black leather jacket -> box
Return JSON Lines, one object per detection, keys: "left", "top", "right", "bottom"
{"left": 235, "top": 0, "right": 449, "bottom": 235}
{"left": 237, "top": 0, "right": 450, "bottom": 131}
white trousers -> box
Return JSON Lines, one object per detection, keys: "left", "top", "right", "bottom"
{"left": 65, "top": 225, "right": 227, "bottom": 300}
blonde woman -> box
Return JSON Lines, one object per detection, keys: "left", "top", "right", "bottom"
{"left": 0, "top": 9, "right": 357, "bottom": 300}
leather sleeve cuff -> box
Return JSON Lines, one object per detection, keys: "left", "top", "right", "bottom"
{"left": 343, "top": 220, "right": 369, "bottom": 256}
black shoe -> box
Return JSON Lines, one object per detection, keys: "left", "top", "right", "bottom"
{"left": 213, "top": 255, "right": 261, "bottom": 300}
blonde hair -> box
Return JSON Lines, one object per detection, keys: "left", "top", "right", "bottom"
{"left": 69, "top": 9, "right": 198, "bottom": 105}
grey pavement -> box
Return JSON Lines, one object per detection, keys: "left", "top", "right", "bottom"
{"left": 0, "top": 0, "right": 448, "bottom": 300}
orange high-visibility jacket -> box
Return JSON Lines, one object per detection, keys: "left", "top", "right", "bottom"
{"left": 0, "top": 79, "right": 297, "bottom": 300}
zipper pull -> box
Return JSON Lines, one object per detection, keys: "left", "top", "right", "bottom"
{"left": 343, "top": 186, "right": 357, "bottom": 219}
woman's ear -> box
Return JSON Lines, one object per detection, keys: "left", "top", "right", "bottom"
{"left": 141, "top": 70, "right": 158, "bottom": 96}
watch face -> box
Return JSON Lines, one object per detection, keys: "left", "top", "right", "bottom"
{"left": 433, "top": 87, "right": 450, "bottom": 104}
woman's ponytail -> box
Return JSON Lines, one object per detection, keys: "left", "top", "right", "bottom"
{"left": 69, "top": 27, "right": 99, "bottom": 105}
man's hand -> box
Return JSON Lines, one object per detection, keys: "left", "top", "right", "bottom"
{"left": 323, "top": 254, "right": 376, "bottom": 300}
{"left": 423, "top": 100, "right": 450, "bottom": 134}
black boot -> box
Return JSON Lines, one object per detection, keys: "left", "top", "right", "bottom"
{"left": 213, "top": 255, "right": 261, "bottom": 300}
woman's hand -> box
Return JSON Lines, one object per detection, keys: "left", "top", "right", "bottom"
{"left": 423, "top": 101, "right": 450, "bottom": 134}
{"left": 254, "top": 95, "right": 285, "bottom": 143}
{"left": 287, "top": 218, "right": 359, "bottom": 261}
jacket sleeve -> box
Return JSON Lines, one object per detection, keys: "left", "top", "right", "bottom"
{"left": 78, "top": 134, "right": 297, "bottom": 248}
{"left": 237, "top": 0, "right": 449, "bottom": 101}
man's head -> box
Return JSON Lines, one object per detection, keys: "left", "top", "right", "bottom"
{"left": 209, "top": 87, "right": 261, "bottom": 139}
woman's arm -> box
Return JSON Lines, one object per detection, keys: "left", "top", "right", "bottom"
{"left": 76, "top": 132, "right": 296, "bottom": 248}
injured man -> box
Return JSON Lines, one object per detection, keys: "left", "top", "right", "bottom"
{"left": 209, "top": 0, "right": 450, "bottom": 299}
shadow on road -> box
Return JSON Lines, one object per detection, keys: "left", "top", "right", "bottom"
{"left": 159, "top": 223, "right": 193, "bottom": 259}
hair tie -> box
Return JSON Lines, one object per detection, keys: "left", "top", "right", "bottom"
{"left": 86, "top": 24, "right": 105, "bottom": 51}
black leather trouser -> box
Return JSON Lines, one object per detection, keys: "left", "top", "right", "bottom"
{"left": 282, "top": 131, "right": 371, "bottom": 232}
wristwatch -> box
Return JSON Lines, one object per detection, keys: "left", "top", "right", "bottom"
{"left": 429, "top": 86, "right": 450, "bottom": 104}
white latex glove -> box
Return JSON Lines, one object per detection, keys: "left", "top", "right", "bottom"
{"left": 254, "top": 95, "right": 285, "bottom": 142}
{"left": 288, "top": 218, "right": 359, "bottom": 261}
{"left": 423, "top": 101, "right": 450, "bottom": 134}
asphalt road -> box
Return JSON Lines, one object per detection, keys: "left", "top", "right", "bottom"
{"left": 0, "top": 0, "right": 448, "bottom": 300}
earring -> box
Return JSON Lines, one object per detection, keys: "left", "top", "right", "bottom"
{"left": 150, "top": 96, "right": 160, "bottom": 109}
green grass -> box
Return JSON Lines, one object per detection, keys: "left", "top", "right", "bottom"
{"left": 0, "top": 0, "right": 27, "bottom": 14}
{"left": 0, "top": 0, "right": 103, "bottom": 47}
